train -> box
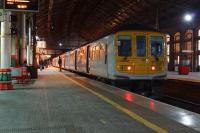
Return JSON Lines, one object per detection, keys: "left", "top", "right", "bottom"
{"left": 53, "top": 25, "right": 167, "bottom": 96}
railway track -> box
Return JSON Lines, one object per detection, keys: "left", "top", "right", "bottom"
{"left": 109, "top": 82, "right": 200, "bottom": 114}
{"left": 112, "top": 80, "right": 200, "bottom": 114}
{"left": 155, "top": 95, "right": 200, "bottom": 114}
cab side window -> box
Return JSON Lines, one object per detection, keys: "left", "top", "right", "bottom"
{"left": 118, "top": 35, "right": 132, "bottom": 57}
{"left": 151, "top": 36, "right": 164, "bottom": 56}
{"left": 136, "top": 36, "right": 146, "bottom": 56}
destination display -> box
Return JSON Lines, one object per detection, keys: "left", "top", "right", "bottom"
{"left": 4, "top": 0, "right": 39, "bottom": 12}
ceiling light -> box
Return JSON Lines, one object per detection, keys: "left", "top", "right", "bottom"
{"left": 184, "top": 13, "right": 193, "bottom": 22}
{"left": 36, "top": 35, "right": 40, "bottom": 40}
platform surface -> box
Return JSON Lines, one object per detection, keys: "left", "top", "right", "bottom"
{"left": 0, "top": 67, "right": 199, "bottom": 133}
{"left": 167, "top": 71, "right": 200, "bottom": 83}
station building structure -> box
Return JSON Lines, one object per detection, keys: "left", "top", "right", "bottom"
{"left": 167, "top": 27, "right": 200, "bottom": 72}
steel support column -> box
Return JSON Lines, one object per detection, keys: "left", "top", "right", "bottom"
{"left": 27, "top": 24, "right": 31, "bottom": 66}
{"left": 1, "top": 12, "right": 11, "bottom": 68}
{"left": 21, "top": 13, "right": 27, "bottom": 65}
{"left": 0, "top": 11, "right": 12, "bottom": 90}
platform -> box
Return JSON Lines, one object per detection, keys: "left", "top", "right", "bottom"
{"left": 0, "top": 67, "right": 199, "bottom": 133}
{"left": 166, "top": 72, "right": 200, "bottom": 104}
{"left": 167, "top": 71, "right": 200, "bottom": 83}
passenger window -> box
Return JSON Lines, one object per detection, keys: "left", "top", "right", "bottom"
{"left": 151, "top": 36, "right": 164, "bottom": 56}
{"left": 136, "top": 36, "right": 146, "bottom": 56}
{"left": 99, "top": 44, "right": 104, "bottom": 61}
{"left": 90, "top": 47, "right": 93, "bottom": 61}
{"left": 118, "top": 35, "right": 132, "bottom": 56}
{"left": 95, "top": 46, "right": 100, "bottom": 61}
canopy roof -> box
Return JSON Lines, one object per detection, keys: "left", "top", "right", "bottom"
{"left": 36, "top": 0, "right": 200, "bottom": 50}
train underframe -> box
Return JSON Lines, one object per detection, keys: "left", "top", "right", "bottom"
{"left": 55, "top": 66, "right": 165, "bottom": 97}
{"left": 110, "top": 79, "right": 165, "bottom": 97}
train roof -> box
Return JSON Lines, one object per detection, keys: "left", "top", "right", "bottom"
{"left": 91, "top": 24, "right": 164, "bottom": 41}
{"left": 76, "top": 24, "right": 165, "bottom": 50}
{"left": 111, "top": 23, "right": 158, "bottom": 33}
{"left": 104, "top": 23, "right": 164, "bottom": 37}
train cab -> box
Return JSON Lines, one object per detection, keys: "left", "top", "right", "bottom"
{"left": 115, "top": 31, "right": 167, "bottom": 80}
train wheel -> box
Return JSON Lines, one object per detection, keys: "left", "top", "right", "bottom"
{"left": 133, "top": 80, "right": 152, "bottom": 97}
{"left": 110, "top": 80, "right": 117, "bottom": 86}
{"left": 142, "top": 81, "right": 152, "bottom": 96}
{"left": 151, "top": 80, "right": 165, "bottom": 98}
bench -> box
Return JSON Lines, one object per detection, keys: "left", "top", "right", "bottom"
{"left": 11, "top": 67, "right": 31, "bottom": 84}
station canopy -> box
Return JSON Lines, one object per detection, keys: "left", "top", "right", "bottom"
{"left": 36, "top": 0, "right": 200, "bottom": 50}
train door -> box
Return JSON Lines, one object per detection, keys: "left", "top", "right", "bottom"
{"left": 75, "top": 50, "right": 77, "bottom": 70}
{"left": 135, "top": 33, "right": 148, "bottom": 74}
{"left": 147, "top": 33, "right": 165, "bottom": 74}
{"left": 86, "top": 46, "right": 90, "bottom": 73}
{"left": 62, "top": 55, "right": 65, "bottom": 68}
{"left": 105, "top": 44, "right": 108, "bottom": 77}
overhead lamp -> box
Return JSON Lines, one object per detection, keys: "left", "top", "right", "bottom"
{"left": 183, "top": 13, "right": 194, "bottom": 22}
{"left": 59, "top": 43, "right": 63, "bottom": 46}
{"left": 36, "top": 35, "right": 40, "bottom": 40}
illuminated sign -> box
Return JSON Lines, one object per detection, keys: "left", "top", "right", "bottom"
{"left": 4, "top": 0, "right": 39, "bottom": 12}
{"left": 37, "top": 41, "right": 46, "bottom": 49}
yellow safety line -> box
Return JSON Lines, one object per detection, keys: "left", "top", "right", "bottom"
{"left": 61, "top": 74, "right": 168, "bottom": 133}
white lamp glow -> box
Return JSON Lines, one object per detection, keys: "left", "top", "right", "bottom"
{"left": 184, "top": 13, "right": 193, "bottom": 22}
{"left": 36, "top": 35, "right": 40, "bottom": 40}
{"left": 59, "top": 43, "right": 63, "bottom": 46}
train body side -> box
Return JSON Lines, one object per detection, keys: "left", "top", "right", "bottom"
{"left": 89, "top": 35, "right": 116, "bottom": 79}
{"left": 53, "top": 30, "right": 167, "bottom": 80}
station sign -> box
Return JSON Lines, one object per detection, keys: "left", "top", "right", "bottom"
{"left": 0, "top": 9, "right": 5, "bottom": 21}
{"left": 182, "top": 50, "right": 193, "bottom": 53}
{"left": 4, "top": 0, "right": 39, "bottom": 12}
{"left": 37, "top": 41, "right": 46, "bottom": 49}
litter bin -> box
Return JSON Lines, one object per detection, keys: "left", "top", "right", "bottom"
{"left": 178, "top": 65, "right": 189, "bottom": 75}
{"left": 178, "top": 60, "right": 190, "bottom": 75}
{"left": 27, "top": 66, "right": 38, "bottom": 79}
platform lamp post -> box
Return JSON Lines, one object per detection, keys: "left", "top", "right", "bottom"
{"left": 181, "top": 13, "right": 194, "bottom": 71}
{"left": 183, "top": 13, "right": 195, "bottom": 72}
